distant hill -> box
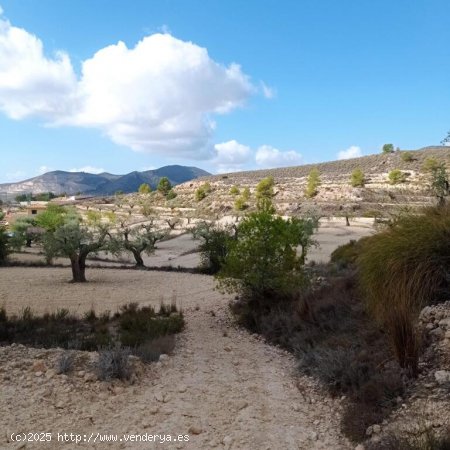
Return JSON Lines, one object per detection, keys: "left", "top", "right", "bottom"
{"left": 0, "top": 165, "right": 210, "bottom": 196}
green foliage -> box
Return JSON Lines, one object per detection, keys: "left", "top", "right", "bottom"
{"left": 195, "top": 182, "right": 212, "bottom": 201}
{"left": 241, "top": 187, "right": 250, "bottom": 201}
{"left": 357, "top": 206, "right": 450, "bottom": 373}
{"left": 388, "top": 169, "right": 406, "bottom": 184}
{"left": 0, "top": 210, "right": 8, "bottom": 263}
{"left": 138, "top": 183, "right": 152, "bottom": 194}
{"left": 86, "top": 210, "right": 103, "bottom": 225}
{"left": 166, "top": 189, "right": 177, "bottom": 200}
{"left": 255, "top": 177, "right": 275, "bottom": 211}
{"left": 382, "top": 143, "right": 395, "bottom": 153}
{"left": 118, "top": 303, "right": 184, "bottom": 347}
{"left": 192, "top": 222, "right": 234, "bottom": 274}
{"left": 350, "top": 168, "right": 365, "bottom": 187}
{"left": 401, "top": 151, "right": 414, "bottom": 162}
{"left": 330, "top": 239, "right": 368, "bottom": 268}
{"left": 305, "top": 168, "right": 321, "bottom": 198}
{"left": 157, "top": 177, "right": 172, "bottom": 196}
{"left": 429, "top": 163, "right": 449, "bottom": 205}
{"left": 234, "top": 196, "right": 247, "bottom": 211}
{"left": 35, "top": 204, "right": 69, "bottom": 232}
{"left": 42, "top": 211, "right": 111, "bottom": 281}
{"left": 10, "top": 216, "right": 39, "bottom": 250}
{"left": 15, "top": 192, "right": 56, "bottom": 202}
{"left": 422, "top": 157, "right": 440, "bottom": 172}
{"left": 115, "top": 221, "right": 165, "bottom": 267}
{"left": 229, "top": 185, "right": 240, "bottom": 195}
{"left": 217, "top": 211, "right": 314, "bottom": 300}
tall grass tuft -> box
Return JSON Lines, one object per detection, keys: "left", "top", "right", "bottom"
{"left": 358, "top": 205, "right": 450, "bottom": 374}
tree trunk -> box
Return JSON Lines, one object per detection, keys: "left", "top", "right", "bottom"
{"left": 70, "top": 254, "right": 87, "bottom": 282}
{"left": 131, "top": 248, "right": 144, "bottom": 267}
{"left": 345, "top": 215, "right": 350, "bottom": 226}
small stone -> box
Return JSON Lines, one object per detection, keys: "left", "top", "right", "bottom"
{"left": 159, "top": 354, "right": 169, "bottom": 362}
{"left": 222, "top": 436, "right": 233, "bottom": 448}
{"left": 355, "top": 445, "right": 365, "bottom": 450}
{"left": 430, "top": 328, "right": 444, "bottom": 339}
{"left": 154, "top": 392, "right": 164, "bottom": 402}
{"left": 372, "top": 424, "right": 381, "bottom": 434}
{"left": 310, "top": 432, "right": 318, "bottom": 441}
{"left": 45, "top": 369, "right": 56, "bottom": 380}
{"left": 224, "top": 346, "right": 232, "bottom": 352}
{"left": 313, "top": 419, "right": 320, "bottom": 425}
{"left": 35, "top": 371, "right": 43, "bottom": 377}
{"left": 188, "top": 425, "right": 203, "bottom": 435}
{"left": 32, "top": 361, "right": 46, "bottom": 372}
{"left": 434, "top": 370, "right": 450, "bottom": 384}
{"left": 77, "top": 370, "right": 86, "bottom": 378}
{"left": 178, "top": 384, "right": 187, "bottom": 393}
{"left": 366, "top": 426, "right": 373, "bottom": 436}
{"left": 84, "top": 373, "right": 96, "bottom": 382}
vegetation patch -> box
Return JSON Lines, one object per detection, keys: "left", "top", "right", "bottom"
{"left": 0, "top": 302, "right": 184, "bottom": 363}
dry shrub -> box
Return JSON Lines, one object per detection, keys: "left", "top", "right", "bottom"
{"left": 358, "top": 205, "right": 450, "bottom": 373}
{"left": 96, "top": 345, "right": 132, "bottom": 381}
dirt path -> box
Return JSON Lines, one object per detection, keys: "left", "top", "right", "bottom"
{"left": 1, "top": 270, "right": 351, "bottom": 449}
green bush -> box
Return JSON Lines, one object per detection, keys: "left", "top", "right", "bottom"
{"left": 217, "top": 211, "right": 315, "bottom": 313}
{"left": 305, "top": 168, "right": 321, "bottom": 198}
{"left": 234, "top": 196, "right": 247, "bottom": 211}
{"left": 401, "top": 151, "right": 414, "bottom": 162}
{"left": 192, "top": 222, "right": 234, "bottom": 274}
{"left": 0, "top": 210, "right": 8, "bottom": 263}
{"left": 229, "top": 185, "right": 240, "bottom": 195}
{"left": 330, "top": 238, "right": 368, "bottom": 268}
{"left": 166, "top": 190, "right": 177, "bottom": 200}
{"left": 138, "top": 183, "right": 152, "bottom": 194}
{"left": 388, "top": 169, "right": 406, "bottom": 184}
{"left": 357, "top": 206, "right": 450, "bottom": 374}
{"left": 382, "top": 143, "right": 394, "bottom": 153}
{"left": 157, "top": 177, "right": 172, "bottom": 196}
{"left": 350, "top": 168, "right": 365, "bottom": 187}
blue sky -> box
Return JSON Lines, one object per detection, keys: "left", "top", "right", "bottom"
{"left": 0, "top": 0, "right": 449, "bottom": 182}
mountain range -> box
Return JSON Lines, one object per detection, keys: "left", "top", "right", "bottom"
{"left": 0, "top": 165, "right": 210, "bottom": 196}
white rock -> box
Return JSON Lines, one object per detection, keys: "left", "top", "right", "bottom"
{"left": 434, "top": 370, "right": 450, "bottom": 384}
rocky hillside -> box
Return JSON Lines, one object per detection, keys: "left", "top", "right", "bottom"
{"left": 0, "top": 165, "right": 210, "bottom": 196}
{"left": 173, "top": 146, "right": 450, "bottom": 217}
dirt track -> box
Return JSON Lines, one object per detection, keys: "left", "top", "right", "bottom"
{"left": 0, "top": 268, "right": 351, "bottom": 449}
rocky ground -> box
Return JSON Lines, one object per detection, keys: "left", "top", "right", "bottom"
{"left": 0, "top": 276, "right": 351, "bottom": 449}
{"left": 362, "top": 301, "right": 450, "bottom": 447}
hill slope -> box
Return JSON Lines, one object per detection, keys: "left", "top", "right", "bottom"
{"left": 173, "top": 146, "right": 450, "bottom": 217}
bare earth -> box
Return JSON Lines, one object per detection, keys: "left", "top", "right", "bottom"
{"left": 0, "top": 268, "right": 351, "bottom": 449}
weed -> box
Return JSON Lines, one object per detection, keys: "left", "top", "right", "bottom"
{"left": 96, "top": 345, "right": 132, "bottom": 381}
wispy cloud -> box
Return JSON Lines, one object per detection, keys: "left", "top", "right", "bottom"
{"left": 69, "top": 166, "right": 105, "bottom": 174}
{"left": 337, "top": 145, "right": 362, "bottom": 160}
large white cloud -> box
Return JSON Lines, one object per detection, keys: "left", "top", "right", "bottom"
{"left": 212, "top": 140, "right": 252, "bottom": 172}
{"left": 0, "top": 11, "right": 256, "bottom": 159}
{"left": 338, "top": 145, "right": 362, "bottom": 160}
{"left": 255, "top": 145, "right": 302, "bottom": 168}
{"left": 211, "top": 140, "right": 303, "bottom": 172}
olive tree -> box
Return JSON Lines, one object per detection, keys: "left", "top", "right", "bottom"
{"left": 114, "top": 220, "right": 166, "bottom": 267}
{"left": 42, "top": 210, "right": 112, "bottom": 282}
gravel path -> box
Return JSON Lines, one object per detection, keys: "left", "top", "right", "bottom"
{"left": 0, "top": 268, "right": 351, "bottom": 449}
